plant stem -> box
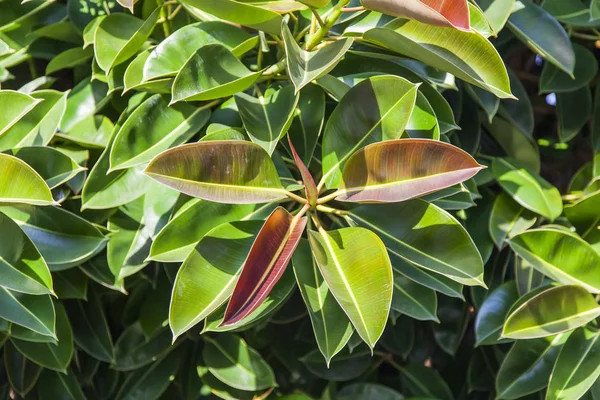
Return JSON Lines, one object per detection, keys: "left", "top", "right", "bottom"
{"left": 304, "top": 0, "right": 351, "bottom": 50}
{"left": 316, "top": 205, "right": 347, "bottom": 215}
{"left": 286, "top": 190, "right": 308, "bottom": 204}
{"left": 316, "top": 190, "right": 342, "bottom": 204}
{"left": 311, "top": 9, "right": 325, "bottom": 27}
{"left": 342, "top": 6, "right": 365, "bottom": 12}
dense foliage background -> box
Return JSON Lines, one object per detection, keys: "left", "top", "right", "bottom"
{"left": 0, "top": 0, "right": 599, "bottom": 399}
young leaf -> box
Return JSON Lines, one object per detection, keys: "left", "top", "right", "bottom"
{"left": 288, "top": 137, "right": 317, "bottom": 207}
{"left": 308, "top": 226, "right": 393, "bottom": 349}
{"left": 503, "top": 285, "right": 600, "bottom": 339}
{"left": 145, "top": 141, "right": 288, "bottom": 204}
{"left": 222, "top": 207, "right": 307, "bottom": 326}
{"left": 0, "top": 154, "right": 54, "bottom": 205}
{"left": 362, "top": 0, "right": 470, "bottom": 30}
{"left": 292, "top": 239, "right": 354, "bottom": 364}
{"left": 335, "top": 139, "right": 483, "bottom": 202}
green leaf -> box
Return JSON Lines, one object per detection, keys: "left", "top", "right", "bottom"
{"left": 109, "top": 94, "right": 210, "bottom": 170}
{"left": 540, "top": 43, "right": 597, "bottom": 93}
{"left": 475, "top": 281, "right": 519, "bottom": 346}
{"left": 94, "top": 8, "right": 159, "bottom": 72}
{"left": 292, "top": 239, "right": 353, "bottom": 364}
{"left": 484, "top": 117, "right": 540, "bottom": 173}
{"left": 547, "top": 328, "right": 600, "bottom": 400}
{"left": 391, "top": 271, "right": 438, "bottom": 322}
{"left": 55, "top": 115, "right": 113, "bottom": 149}
{"left": 507, "top": 0, "right": 574, "bottom": 75}
{"left": 4, "top": 341, "right": 41, "bottom": 397}
{"left": 509, "top": 228, "right": 600, "bottom": 293}
{"left": 308, "top": 226, "right": 392, "bottom": 349}
{"left": 466, "top": 84, "right": 499, "bottom": 123}
{"left": 145, "top": 141, "right": 288, "bottom": 204}
{"left": 287, "top": 84, "right": 325, "bottom": 165}
{"left": 496, "top": 333, "right": 569, "bottom": 399}
{"left": 301, "top": 348, "right": 372, "bottom": 382}
{"left": 489, "top": 192, "right": 537, "bottom": 248}
{"left": 335, "top": 139, "right": 484, "bottom": 202}
{"left": 11, "top": 302, "right": 72, "bottom": 372}
{"left": 178, "top": 0, "right": 282, "bottom": 34}
{"left": 0, "top": 205, "right": 106, "bottom": 270}
{"left": 53, "top": 269, "right": 88, "bottom": 300}
{"left": 321, "top": 75, "right": 419, "bottom": 188}
{"left": 143, "top": 21, "right": 254, "bottom": 82}
{"left": 81, "top": 254, "right": 126, "bottom": 294}
{"left": 46, "top": 46, "right": 93, "bottom": 75}
{"left": 235, "top": 85, "right": 299, "bottom": 155}
{"left": 171, "top": 43, "right": 262, "bottom": 103}
{"left": 65, "top": 287, "right": 114, "bottom": 362}
{"left": 0, "top": 212, "right": 52, "bottom": 295}
{"left": 169, "top": 220, "right": 262, "bottom": 338}
{"left": 515, "top": 256, "right": 545, "bottom": 296}
{"left": 0, "top": 90, "right": 68, "bottom": 151}
{"left": 282, "top": 21, "right": 353, "bottom": 92}
{"left": 202, "top": 334, "right": 276, "bottom": 391}
{"left": 338, "top": 383, "right": 404, "bottom": 400}
{"left": 399, "top": 364, "right": 454, "bottom": 400}
{"left": 476, "top": 0, "right": 515, "bottom": 33}
{"left": 391, "top": 256, "right": 464, "bottom": 299}
{"left": 36, "top": 368, "right": 86, "bottom": 400}
{"left": 503, "top": 285, "right": 600, "bottom": 339}
{"left": 491, "top": 157, "right": 562, "bottom": 221}
{"left": 0, "top": 154, "right": 53, "bottom": 205}
{"left": 363, "top": 20, "right": 513, "bottom": 99}
{"left": 113, "top": 324, "right": 172, "bottom": 371}
{"left": 564, "top": 189, "right": 600, "bottom": 239}
{"left": 498, "top": 68, "right": 534, "bottom": 137}
{"left": 0, "top": 289, "right": 54, "bottom": 337}
{"left": 0, "top": 90, "right": 40, "bottom": 136}
{"left": 557, "top": 86, "right": 592, "bottom": 143}
{"left": 6, "top": 147, "right": 85, "bottom": 189}
{"left": 59, "top": 77, "right": 109, "bottom": 132}
{"left": 348, "top": 200, "right": 484, "bottom": 287}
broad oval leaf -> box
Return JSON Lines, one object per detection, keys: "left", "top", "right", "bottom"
{"left": 557, "top": 86, "right": 592, "bottom": 143}
{"left": 335, "top": 139, "right": 483, "bottom": 202}
{"left": 392, "top": 271, "right": 438, "bottom": 322}
{"left": 363, "top": 20, "right": 513, "bottom": 99}
{"left": 0, "top": 153, "right": 53, "bottom": 205}
{"left": 540, "top": 43, "right": 597, "bottom": 93}
{"left": 348, "top": 200, "right": 484, "bottom": 287}
{"left": 477, "top": 0, "right": 514, "bottom": 33}
{"left": 564, "top": 189, "right": 600, "bottom": 238}
{"left": 46, "top": 47, "right": 93, "bottom": 75}
{"left": 489, "top": 192, "right": 537, "bottom": 249}
{"left": 292, "top": 239, "right": 353, "bottom": 364}
{"left": 509, "top": 229, "right": 600, "bottom": 294}
{"left": 202, "top": 334, "right": 276, "bottom": 391}
{"left": 399, "top": 364, "right": 454, "bottom": 399}
{"left": 0, "top": 90, "right": 40, "bottom": 136}
{"left": 0, "top": 212, "right": 52, "bottom": 295}
{"left": 109, "top": 94, "right": 211, "bottom": 170}
{"left": 222, "top": 207, "right": 307, "bottom": 326}
{"left": 338, "top": 383, "right": 403, "bottom": 400}
{"left": 145, "top": 141, "right": 288, "bottom": 204}
{"left": 169, "top": 220, "right": 263, "bottom": 338}
{"left": 547, "top": 327, "right": 600, "bottom": 400}
{"left": 0, "top": 290, "right": 54, "bottom": 338}
{"left": 171, "top": 44, "right": 262, "bottom": 104}
{"left": 503, "top": 285, "right": 600, "bottom": 339}
{"left": 361, "top": 0, "right": 471, "bottom": 30}
{"left": 55, "top": 115, "right": 113, "bottom": 149}
{"left": 114, "top": 324, "right": 172, "bottom": 371}
{"left": 321, "top": 75, "right": 419, "bottom": 189}
{"left": 35, "top": 368, "right": 86, "bottom": 400}
{"left": 4, "top": 341, "right": 41, "bottom": 397}
{"left": 286, "top": 84, "right": 325, "bottom": 166}
{"left": 484, "top": 117, "right": 540, "bottom": 173}
{"left": 308, "top": 226, "right": 393, "bottom": 349}
{"left": 491, "top": 157, "right": 562, "bottom": 221}
{"left": 475, "top": 281, "right": 520, "bottom": 346}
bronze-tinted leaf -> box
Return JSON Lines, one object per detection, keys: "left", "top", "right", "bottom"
{"left": 221, "top": 207, "right": 307, "bottom": 326}
{"left": 336, "top": 139, "right": 484, "bottom": 202}
{"left": 288, "top": 136, "right": 317, "bottom": 207}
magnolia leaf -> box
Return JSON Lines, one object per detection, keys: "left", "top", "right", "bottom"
{"left": 321, "top": 76, "right": 419, "bottom": 189}
{"left": 235, "top": 85, "right": 299, "bottom": 155}
{"left": 143, "top": 21, "right": 254, "bottom": 82}
{"left": 172, "top": 44, "right": 262, "bottom": 103}
{"left": 145, "top": 141, "right": 288, "bottom": 204}
{"left": 94, "top": 8, "right": 160, "bottom": 72}
{"left": 169, "top": 221, "right": 262, "bottom": 338}
{"left": 335, "top": 139, "right": 483, "bottom": 202}
{"left": 491, "top": 157, "right": 562, "bottom": 221}
{"left": 282, "top": 21, "right": 353, "bottom": 92}
{"left": 361, "top": 0, "right": 470, "bottom": 30}
{"left": 202, "top": 335, "right": 276, "bottom": 391}
{"left": 509, "top": 228, "right": 600, "bottom": 293}
{"left": 349, "top": 200, "right": 484, "bottom": 287}
{"left": 503, "top": 285, "right": 600, "bottom": 339}
{"left": 0, "top": 212, "right": 53, "bottom": 295}
{"left": 308, "top": 226, "right": 393, "bottom": 349}
{"left": 0, "top": 154, "right": 54, "bottom": 205}
{"left": 222, "top": 207, "right": 307, "bottom": 326}
{"left": 292, "top": 239, "right": 353, "bottom": 365}
{"left": 363, "top": 20, "right": 513, "bottom": 99}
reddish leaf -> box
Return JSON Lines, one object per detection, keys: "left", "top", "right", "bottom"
{"left": 288, "top": 136, "right": 318, "bottom": 207}
{"left": 361, "top": 0, "right": 471, "bottom": 31}
{"left": 336, "top": 139, "right": 483, "bottom": 203}
{"left": 221, "top": 207, "right": 308, "bottom": 326}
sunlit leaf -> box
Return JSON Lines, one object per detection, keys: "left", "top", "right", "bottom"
{"left": 0, "top": 153, "right": 53, "bottom": 206}
{"left": 362, "top": 0, "right": 470, "bottom": 30}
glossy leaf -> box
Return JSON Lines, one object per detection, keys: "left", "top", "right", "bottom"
{"left": 391, "top": 271, "right": 438, "bottom": 322}
{"left": 509, "top": 229, "right": 600, "bottom": 293}
{"left": 0, "top": 153, "right": 53, "bottom": 205}
{"left": 564, "top": 189, "right": 600, "bottom": 239}
{"left": 113, "top": 324, "right": 172, "bottom": 371}
{"left": 491, "top": 158, "right": 562, "bottom": 221}
{"left": 286, "top": 84, "right": 325, "bottom": 166}
{"left": 223, "top": 207, "right": 307, "bottom": 326}
{"left": 308, "top": 226, "right": 392, "bottom": 349}
{"left": 363, "top": 20, "right": 513, "bottom": 99}
{"left": 399, "top": 364, "right": 454, "bottom": 399}
{"left": 362, "top": 0, "right": 470, "bottom": 30}
{"left": 433, "top": 295, "right": 469, "bottom": 356}
{"left": 476, "top": 0, "right": 514, "bottom": 33}
{"left": 4, "top": 340, "right": 41, "bottom": 397}
{"left": 540, "top": 43, "right": 597, "bottom": 93}
{"left": 145, "top": 141, "right": 288, "bottom": 204}
{"left": 202, "top": 334, "right": 276, "bottom": 391}
{"left": 489, "top": 192, "right": 537, "bottom": 248}
{"left": 301, "top": 348, "right": 372, "bottom": 382}
{"left": 46, "top": 46, "right": 93, "bottom": 75}
{"left": 335, "top": 139, "right": 483, "bottom": 202}
{"left": 348, "top": 200, "right": 485, "bottom": 287}
{"left": 171, "top": 44, "right": 262, "bottom": 104}
{"left": 0, "top": 90, "right": 40, "bottom": 136}
{"left": 321, "top": 76, "right": 419, "bottom": 188}
{"left": 484, "top": 117, "right": 540, "bottom": 172}
{"left": 475, "top": 281, "right": 520, "bottom": 346}
{"left": 503, "top": 285, "right": 600, "bottom": 339}
{"left": 556, "top": 86, "right": 592, "bottom": 143}
{"left": 499, "top": 68, "right": 534, "bottom": 137}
